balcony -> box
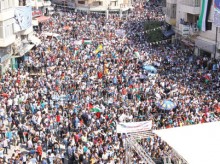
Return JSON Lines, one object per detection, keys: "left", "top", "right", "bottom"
{"left": 179, "top": 24, "right": 199, "bottom": 36}
{"left": 0, "top": 35, "right": 16, "bottom": 47}
{"left": 179, "top": 0, "right": 200, "bottom": 15}
{"left": 0, "top": 8, "right": 14, "bottom": 21}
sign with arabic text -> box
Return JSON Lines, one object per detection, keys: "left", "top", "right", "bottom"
{"left": 116, "top": 121, "right": 152, "bottom": 133}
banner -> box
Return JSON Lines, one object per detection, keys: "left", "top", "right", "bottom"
{"left": 214, "top": 0, "right": 220, "bottom": 27}
{"left": 74, "top": 40, "right": 82, "bottom": 45}
{"left": 116, "top": 121, "right": 152, "bottom": 133}
{"left": 115, "top": 29, "right": 126, "bottom": 37}
{"left": 14, "top": 6, "right": 32, "bottom": 32}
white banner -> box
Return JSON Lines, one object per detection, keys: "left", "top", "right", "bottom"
{"left": 14, "top": 6, "right": 32, "bottom": 33}
{"left": 115, "top": 29, "right": 126, "bottom": 37}
{"left": 74, "top": 40, "right": 82, "bottom": 45}
{"left": 117, "top": 121, "right": 152, "bottom": 133}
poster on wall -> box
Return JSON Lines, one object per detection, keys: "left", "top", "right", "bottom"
{"left": 14, "top": 6, "right": 32, "bottom": 33}
{"left": 214, "top": 0, "right": 220, "bottom": 27}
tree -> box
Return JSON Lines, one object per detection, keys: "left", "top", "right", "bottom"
{"left": 144, "top": 21, "right": 164, "bottom": 42}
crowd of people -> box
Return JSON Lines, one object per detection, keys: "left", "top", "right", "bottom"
{"left": 0, "top": 1, "right": 220, "bottom": 164}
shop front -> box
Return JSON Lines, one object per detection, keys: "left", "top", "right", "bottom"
{"left": 12, "top": 43, "right": 35, "bottom": 70}
{"left": 0, "top": 54, "right": 12, "bottom": 75}
{"left": 195, "top": 36, "right": 216, "bottom": 58}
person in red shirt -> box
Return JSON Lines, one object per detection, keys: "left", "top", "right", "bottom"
{"left": 98, "top": 71, "right": 103, "bottom": 79}
{"left": 36, "top": 143, "right": 42, "bottom": 162}
{"left": 56, "top": 114, "right": 60, "bottom": 123}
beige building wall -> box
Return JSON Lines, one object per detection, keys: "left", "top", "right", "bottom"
{"left": 166, "top": 0, "right": 220, "bottom": 58}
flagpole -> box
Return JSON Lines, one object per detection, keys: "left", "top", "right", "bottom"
{"left": 214, "top": 27, "right": 218, "bottom": 59}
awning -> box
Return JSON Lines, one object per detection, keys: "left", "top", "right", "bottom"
{"left": 28, "top": 35, "right": 41, "bottom": 46}
{"left": 163, "top": 29, "right": 175, "bottom": 37}
{"left": 195, "top": 36, "right": 215, "bottom": 53}
{"left": 35, "top": 16, "right": 50, "bottom": 22}
{"left": 181, "top": 39, "right": 194, "bottom": 47}
{"left": 15, "top": 44, "right": 35, "bottom": 58}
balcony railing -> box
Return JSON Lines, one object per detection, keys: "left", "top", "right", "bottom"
{"left": 179, "top": 23, "right": 199, "bottom": 36}
{"left": 181, "top": 0, "right": 200, "bottom": 7}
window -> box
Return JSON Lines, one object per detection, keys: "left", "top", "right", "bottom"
{"left": 78, "top": 1, "right": 85, "bottom": 4}
{"left": 206, "top": 22, "right": 212, "bottom": 31}
{"left": 19, "top": 0, "right": 26, "bottom": 6}
{"left": 4, "top": 24, "right": 13, "bottom": 38}
{"left": 194, "top": 0, "right": 200, "bottom": 7}
{"left": 111, "top": 1, "right": 117, "bottom": 6}
{"left": 0, "top": 0, "right": 14, "bottom": 12}
{"left": 171, "top": 4, "right": 176, "bottom": 19}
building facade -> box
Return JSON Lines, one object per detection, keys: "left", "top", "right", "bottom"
{"left": 165, "top": 0, "right": 220, "bottom": 59}
{"left": 0, "top": 0, "right": 34, "bottom": 74}
{"left": 52, "top": 0, "right": 132, "bottom": 13}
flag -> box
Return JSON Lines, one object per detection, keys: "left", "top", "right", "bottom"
{"left": 91, "top": 107, "right": 101, "bottom": 113}
{"left": 82, "top": 39, "right": 92, "bottom": 44}
{"left": 198, "top": 0, "right": 212, "bottom": 31}
{"left": 94, "top": 44, "right": 103, "bottom": 54}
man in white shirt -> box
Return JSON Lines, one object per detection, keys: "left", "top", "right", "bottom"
{"left": 2, "top": 137, "right": 8, "bottom": 154}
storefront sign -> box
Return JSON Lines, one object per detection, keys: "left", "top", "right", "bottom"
{"left": 32, "top": 10, "right": 43, "bottom": 18}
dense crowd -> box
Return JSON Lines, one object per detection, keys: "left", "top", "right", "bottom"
{"left": 0, "top": 2, "right": 220, "bottom": 164}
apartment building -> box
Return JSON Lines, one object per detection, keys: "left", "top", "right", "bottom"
{"left": 165, "top": 0, "right": 220, "bottom": 59}
{"left": 52, "top": 0, "right": 132, "bottom": 13}
{"left": 0, "top": 0, "right": 32, "bottom": 73}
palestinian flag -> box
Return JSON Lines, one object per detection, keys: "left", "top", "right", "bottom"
{"left": 82, "top": 39, "right": 92, "bottom": 44}
{"left": 198, "top": 0, "right": 212, "bottom": 31}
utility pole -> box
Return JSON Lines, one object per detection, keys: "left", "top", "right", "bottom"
{"left": 214, "top": 27, "right": 219, "bottom": 59}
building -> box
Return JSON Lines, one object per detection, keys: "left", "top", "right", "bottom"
{"left": 52, "top": 0, "right": 132, "bottom": 14}
{"left": 165, "top": 0, "right": 220, "bottom": 59}
{"left": 31, "top": 0, "right": 53, "bottom": 27}
{"left": 0, "top": 0, "right": 39, "bottom": 74}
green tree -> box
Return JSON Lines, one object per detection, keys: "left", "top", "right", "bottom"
{"left": 144, "top": 21, "right": 164, "bottom": 43}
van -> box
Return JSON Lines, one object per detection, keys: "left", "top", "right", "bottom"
{"left": 41, "top": 32, "right": 61, "bottom": 41}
